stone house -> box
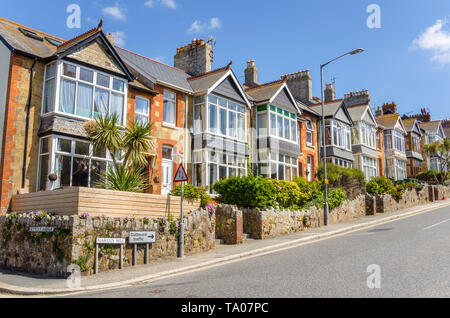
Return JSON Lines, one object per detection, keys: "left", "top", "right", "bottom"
{"left": 401, "top": 118, "right": 424, "bottom": 178}
{"left": 375, "top": 103, "right": 408, "bottom": 181}
{"left": 419, "top": 120, "right": 446, "bottom": 172}
{"left": 344, "top": 90, "right": 381, "bottom": 181}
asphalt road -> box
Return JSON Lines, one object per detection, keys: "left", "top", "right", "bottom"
{"left": 63, "top": 206, "right": 450, "bottom": 298}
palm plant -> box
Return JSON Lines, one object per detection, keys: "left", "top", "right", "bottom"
{"left": 423, "top": 139, "right": 450, "bottom": 184}
{"left": 84, "top": 114, "right": 157, "bottom": 192}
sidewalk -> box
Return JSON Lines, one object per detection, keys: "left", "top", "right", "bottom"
{"left": 1, "top": 200, "right": 449, "bottom": 296}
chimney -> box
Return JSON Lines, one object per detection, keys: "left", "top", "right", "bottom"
{"left": 174, "top": 39, "right": 212, "bottom": 76}
{"left": 382, "top": 102, "right": 397, "bottom": 115}
{"left": 245, "top": 60, "right": 258, "bottom": 87}
{"left": 375, "top": 106, "right": 382, "bottom": 117}
{"left": 281, "top": 70, "right": 312, "bottom": 104}
{"left": 344, "top": 89, "right": 370, "bottom": 107}
{"left": 324, "top": 83, "right": 335, "bottom": 102}
{"left": 106, "top": 32, "right": 115, "bottom": 45}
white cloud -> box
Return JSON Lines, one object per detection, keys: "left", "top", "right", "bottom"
{"left": 161, "top": 0, "right": 177, "bottom": 9}
{"left": 102, "top": 3, "right": 127, "bottom": 21}
{"left": 187, "top": 17, "right": 222, "bottom": 34}
{"left": 144, "top": 0, "right": 154, "bottom": 8}
{"left": 111, "top": 31, "right": 127, "bottom": 46}
{"left": 412, "top": 18, "right": 450, "bottom": 64}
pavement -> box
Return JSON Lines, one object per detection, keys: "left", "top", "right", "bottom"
{"left": 0, "top": 199, "right": 449, "bottom": 297}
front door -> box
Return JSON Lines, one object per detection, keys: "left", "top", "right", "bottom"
{"left": 161, "top": 160, "right": 173, "bottom": 195}
{"left": 307, "top": 156, "right": 312, "bottom": 182}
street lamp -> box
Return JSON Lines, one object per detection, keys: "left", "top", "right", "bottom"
{"left": 320, "top": 48, "right": 364, "bottom": 226}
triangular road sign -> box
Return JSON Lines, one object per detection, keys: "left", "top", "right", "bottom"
{"left": 174, "top": 163, "right": 189, "bottom": 182}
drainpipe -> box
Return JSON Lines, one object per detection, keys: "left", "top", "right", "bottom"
{"left": 21, "top": 57, "right": 38, "bottom": 189}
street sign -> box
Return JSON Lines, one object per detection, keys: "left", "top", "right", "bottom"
{"left": 324, "top": 179, "right": 329, "bottom": 185}
{"left": 30, "top": 227, "right": 54, "bottom": 233}
{"left": 174, "top": 163, "right": 188, "bottom": 183}
{"left": 96, "top": 238, "right": 126, "bottom": 244}
{"left": 129, "top": 231, "right": 156, "bottom": 244}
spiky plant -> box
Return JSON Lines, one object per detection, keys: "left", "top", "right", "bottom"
{"left": 95, "top": 165, "right": 148, "bottom": 193}
{"left": 123, "top": 120, "right": 156, "bottom": 169}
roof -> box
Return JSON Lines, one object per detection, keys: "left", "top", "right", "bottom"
{"left": 375, "top": 114, "right": 400, "bottom": 130}
{"left": 347, "top": 105, "right": 368, "bottom": 122}
{"left": 402, "top": 118, "right": 419, "bottom": 132}
{"left": 309, "top": 100, "right": 344, "bottom": 117}
{"left": 116, "top": 46, "right": 192, "bottom": 92}
{"left": 187, "top": 67, "right": 230, "bottom": 93}
{"left": 0, "top": 16, "right": 63, "bottom": 58}
{"left": 245, "top": 80, "right": 284, "bottom": 102}
{"left": 419, "top": 121, "right": 442, "bottom": 135}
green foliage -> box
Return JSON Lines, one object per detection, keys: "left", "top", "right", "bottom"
{"left": 397, "top": 182, "right": 423, "bottom": 192}
{"left": 213, "top": 176, "right": 277, "bottom": 209}
{"left": 95, "top": 165, "right": 147, "bottom": 193}
{"left": 75, "top": 256, "right": 89, "bottom": 272}
{"left": 171, "top": 184, "right": 212, "bottom": 208}
{"left": 366, "top": 176, "right": 396, "bottom": 195}
{"left": 416, "top": 170, "right": 448, "bottom": 184}
{"left": 270, "top": 180, "right": 302, "bottom": 209}
{"left": 123, "top": 120, "right": 155, "bottom": 169}
{"left": 327, "top": 188, "right": 346, "bottom": 209}
{"left": 317, "top": 163, "right": 365, "bottom": 183}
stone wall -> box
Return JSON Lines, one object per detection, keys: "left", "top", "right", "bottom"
{"left": 0, "top": 209, "right": 215, "bottom": 277}
{"left": 328, "top": 195, "right": 366, "bottom": 224}
{"left": 215, "top": 205, "right": 243, "bottom": 244}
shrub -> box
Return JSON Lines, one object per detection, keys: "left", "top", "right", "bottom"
{"left": 317, "top": 164, "right": 365, "bottom": 183}
{"left": 171, "top": 184, "right": 211, "bottom": 208}
{"left": 397, "top": 182, "right": 423, "bottom": 192}
{"left": 366, "top": 176, "right": 396, "bottom": 195}
{"left": 95, "top": 165, "right": 147, "bottom": 193}
{"left": 293, "top": 177, "right": 323, "bottom": 209}
{"left": 213, "top": 176, "right": 276, "bottom": 209}
{"left": 328, "top": 188, "right": 346, "bottom": 209}
{"left": 416, "top": 170, "right": 447, "bottom": 184}
{"left": 270, "top": 179, "right": 302, "bottom": 209}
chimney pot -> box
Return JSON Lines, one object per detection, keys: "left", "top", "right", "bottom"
{"left": 174, "top": 39, "right": 212, "bottom": 76}
{"left": 282, "top": 70, "right": 312, "bottom": 104}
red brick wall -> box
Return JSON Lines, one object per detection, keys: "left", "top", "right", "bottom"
{"left": 298, "top": 113, "right": 319, "bottom": 181}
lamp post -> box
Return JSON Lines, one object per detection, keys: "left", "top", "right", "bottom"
{"left": 320, "top": 49, "right": 364, "bottom": 226}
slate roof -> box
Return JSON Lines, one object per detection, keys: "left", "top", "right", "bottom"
{"left": 116, "top": 46, "right": 192, "bottom": 92}
{"left": 419, "top": 121, "right": 442, "bottom": 135}
{"left": 402, "top": 118, "right": 419, "bottom": 133}
{"left": 245, "top": 80, "right": 284, "bottom": 103}
{"left": 375, "top": 114, "right": 400, "bottom": 130}
{"left": 0, "top": 16, "right": 63, "bottom": 58}
{"left": 187, "top": 67, "right": 230, "bottom": 93}
{"left": 347, "top": 105, "right": 368, "bottom": 122}
{"left": 309, "top": 100, "right": 344, "bottom": 117}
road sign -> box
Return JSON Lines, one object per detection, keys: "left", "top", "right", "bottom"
{"left": 174, "top": 163, "right": 188, "bottom": 182}
{"left": 30, "top": 227, "right": 54, "bottom": 233}
{"left": 96, "top": 238, "right": 126, "bottom": 244}
{"left": 324, "top": 179, "right": 329, "bottom": 185}
{"left": 129, "top": 231, "right": 156, "bottom": 244}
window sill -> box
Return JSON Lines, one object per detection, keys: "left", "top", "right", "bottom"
{"left": 161, "top": 122, "right": 178, "bottom": 129}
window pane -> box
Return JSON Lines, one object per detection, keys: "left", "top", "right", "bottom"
{"left": 285, "top": 165, "right": 292, "bottom": 182}
{"left": 111, "top": 93, "right": 124, "bottom": 123}
{"left": 46, "top": 63, "right": 56, "bottom": 79}
{"left": 228, "top": 102, "right": 236, "bottom": 111}
{"left": 97, "top": 73, "right": 110, "bottom": 88}
{"left": 113, "top": 79, "right": 125, "bottom": 92}
{"left": 90, "top": 160, "right": 107, "bottom": 187}
{"left": 229, "top": 167, "right": 237, "bottom": 177}
{"left": 39, "top": 155, "right": 49, "bottom": 191}
{"left": 136, "top": 115, "right": 149, "bottom": 125}
{"left": 43, "top": 78, "right": 56, "bottom": 113}
{"left": 163, "top": 97, "right": 176, "bottom": 125}
{"left": 278, "top": 164, "right": 285, "bottom": 180}
{"left": 229, "top": 112, "right": 236, "bottom": 138}
{"left": 270, "top": 113, "right": 277, "bottom": 136}
{"left": 75, "top": 141, "right": 90, "bottom": 156}
{"left": 194, "top": 104, "right": 202, "bottom": 134}
{"left": 57, "top": 138, "right": 72, "bottom": 153}
{"left": 93, "top": 147, "right": 107, "bottom": 158}
{"left": 277, "top": 116, "right": 283, "bottom": 138}
{"left": 72, "top": 158, "right": 89, "bottom": 187}
{"left": 80, "top": 68, "right": 93, "bottom": 83}
{"left": 219, "top": 166, "right": 227, "bottom": 180}
{"left": 40, "top": 138, "right": 49, "bottom": 154}
{"left": 135, "top": 97, "right": 149, "bottom": 115}
{"left": 194, "top": 96, "right": 205, "bottom": 104}
{"left": 162, "top": 146, "right": 173, "bottom": 160}
{"left": 94, "top": 88, "right": 109, "bottom": 118}
{"left": 63, "top": 63, "right": 76, "bottom": 78}
{"left": 257, "top": 113, "right": 267, "bottom": 136}
{"left": 208, "top": 104, "right": 217, "bottom": 133}
{"left": 219, "top": 108, "right": 227, "bottom": 135}
{"left": 238, "top": 114, "right": 245, "bottom": 140}
{"left": 208, "top": 95, "right": 218, "bottom": 104}
{"left": 291, "top": 120, "right": 296, "bottom": 142}
{"left": 76, "top": 83, "right": 93, "bottom": 118}
{"left": 55, "top": 154, "right": 72, "bottom": 188}
{"left": 209, "top": 163, "right": 217, "bottom": 190}
{"left": 59, "top": 79, "right": 76, "bottom": 114}
{"left": 218, "top": 98, "right": 227, "bottom": 107}
{"left": 284, "top": 118, "right": 290, "bottom": 140}
{"left": 271, "top": 162, "right": 277, "bottom": 179}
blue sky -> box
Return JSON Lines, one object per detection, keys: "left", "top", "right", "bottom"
{"left": 2, "top": 0, "right": 450, "bottom": 119}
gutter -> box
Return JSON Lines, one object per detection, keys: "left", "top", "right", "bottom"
{"left": 21, "top": 57, "right": 38, "bottom": 189}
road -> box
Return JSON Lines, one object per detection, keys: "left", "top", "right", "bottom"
{"left": 63, "top": 206, "right": 450, "bottom": 298}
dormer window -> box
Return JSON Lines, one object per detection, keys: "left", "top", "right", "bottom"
{"left": 42, "top": 61, "right": 127, "bottom": 125}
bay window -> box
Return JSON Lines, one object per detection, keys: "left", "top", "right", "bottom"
{"left": 207, "top": 149, "right": 246, "bottom": 192}
{"left": 37, "top": 135, "right": 117, "bottom": 191}
{"left": 360, "top": 122, "right": 376, "bottom": 148}
{"left": 256, "top": 105, "right": 298, "bottom": 143}
{"left": 395, "top": 159, "right": 407, "bottom": 180}
{"left": 207, "top": 94, "right": 246, "bottom": 141}
{"left": 327, "top": 120, "right": 351, "bottom": 150}
{"left": 135, "top": 96, "right": 150, "bottom": 124}
{"left": 257, "top": 151, "right": 298, "bottom": 182}
{"left": 163, "top": 90, "right": 176, "bottom": 126}
{"left": 362, "top": 156, "right": 377, "bottom": 181}
{"left": 394, "top": 130, "right": 405, "bottom": 152}
{"left": 42, "top": 61, "right": 127, "bottom": 124}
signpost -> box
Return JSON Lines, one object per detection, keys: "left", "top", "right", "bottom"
{"left": 94, "top": 237, "right": 126, "bottom": 274}
{"left": 174, "top": 163, "right": 188, "bottom": 259}
{"left": 29, "top": 227, "right": 54, "bottom": 233}
{"left": 129, "top": 231, "right": 156, "bottom": 266}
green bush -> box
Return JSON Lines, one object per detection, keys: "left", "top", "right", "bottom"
{"left": 397, "top": 182, "right": 423, "bottom": 192}
{"left": 328, "top": 188, "right": 346, "bottom": 209}
{"left": 293, "top": 177, "right": 324, "bottom": 209}
{"left": 213, "top": 176, "right": 277, "bottom": 209}
{"left": 366, "top": 176, "right": 396, "bottom": 195}
{"left": 270, "top": 179, "right": 302, "bottom": 209}
{"left": 171, "top": 184, "right": 211, "bottom": 208}
{"left": 317, "top": 163, "right": 365, "bottom": 183}
{"left": 416, "top": 170, "right": 447, "bottom": 184}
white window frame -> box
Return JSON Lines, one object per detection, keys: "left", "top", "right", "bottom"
{"left": 206, "top": 149, "right": 247, "bottom": 192}
{"left": 362, "top": 156, "right": 377, "bottom": 181}
{"left": 306, "top": 118, "right": 314, "bottom": 146}
{"left": 256, "top": 105, "right": 299, "bottom": 144}
{"left": 163, "top": 89, "right": 177, "bottom": 127}
{"left": 135, "top": 96, "right": 150, "bottom": 124}
{"left": 41, "top": 60, "right": 128, "bottom": 126}
{"left": 360, "top": 122, "right": 376, "bottom": 149}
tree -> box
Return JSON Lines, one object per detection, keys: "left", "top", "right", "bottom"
{"left": 423, "top": 138, "right": 450, "bottom": 184}
{"left": 83, "top": 114, "right": 157, "bottom": 192}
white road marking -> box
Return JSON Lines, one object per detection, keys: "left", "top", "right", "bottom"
{"left": 423, "top": 218, "right": 450, "bottom": 230}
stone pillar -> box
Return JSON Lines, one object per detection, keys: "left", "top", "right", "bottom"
{"left": 215, "top": 205, "right": 243, "bottom": 244}
{"left": 428, "top": 185, "right": 435, "bottom": 202}
{"left": 365, "top": 194, "right": 377, "bottom": 216}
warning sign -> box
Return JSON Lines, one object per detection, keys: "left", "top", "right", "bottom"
{"left": 174, "top": 163, "right": 189, "bottom": 182}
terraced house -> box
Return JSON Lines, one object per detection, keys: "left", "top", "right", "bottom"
{"left": 401, "top": 117, "right": 424, "bottom": 178}
{"left": 375, "top": 103, "right": 408, "bottom": 181}
{"left": 419, "top": 120, "right": 446, "bottom": 172}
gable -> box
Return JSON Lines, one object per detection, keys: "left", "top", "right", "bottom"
{"left": 438, "top": 125, "right": 445, "bottom": 138}
{"left": 272, "top": 87, "right": 298, "bottom": 114}
{"left": 412, "top": 122, "right": 422, "bottom": 136}
{"left": 361, "top": 107, "right": 376, "bottom": 126}
{"left": 212, "top": 75, "right": 245, "bottom": 104}
{"left": 335, "top": 105, "right": 352, "bottom": 125}
{"left": 394, "top": 118, "right": 406, "bottom": 133}
{"left": 66, "top": 38, "right": 126, "bottom": 76}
